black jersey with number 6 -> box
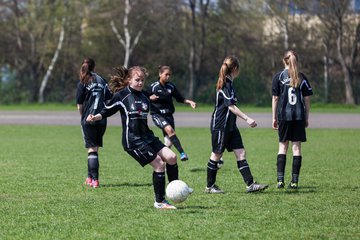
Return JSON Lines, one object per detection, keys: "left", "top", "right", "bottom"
{"left": 272, "top": 69, "right": 313, "bottom": 121}
{"left": 76, "top": 73, "right": 113, "bottom": 125}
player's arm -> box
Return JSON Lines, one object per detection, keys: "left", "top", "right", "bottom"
{"left": 77, "top": 104, "right": 83, "bottom": 116}
{"left": 272, "top": 96, "right": 279, "bottom": 130}
{"left": 228, "top": 105, "right": 257, "bottom": 128}
{"left": 184, "top": 99, "right": 197, "bottom": 109}
{"left": 304, "top": 96, "right": 311, "bottom": 128}
{"left": 76, "top": 82, "right": 86, "bottom": 116}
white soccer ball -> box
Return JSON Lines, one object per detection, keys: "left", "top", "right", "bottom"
{"left": 166, "top": 180, "right": 193, "bottom": 203}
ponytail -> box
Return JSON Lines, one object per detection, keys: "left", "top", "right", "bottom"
{"left": 79, "top": 58, "right": 95, "bottom": 84}
{"left": 216, "top": 56, "right": 239, "bottom": 90}
{"left": 109, "top": 66, "right": 129, "bottom": 93}
{"left": 283, "top": 50, "right": 301, "bottom": 88}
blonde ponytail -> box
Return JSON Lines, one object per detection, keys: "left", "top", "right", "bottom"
{"left": 283, "top": 50, "right": 301, "bottom": 88}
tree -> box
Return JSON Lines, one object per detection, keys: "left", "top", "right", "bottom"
{"left": 315, "top": 0, "right": 358, "bottom": 104}
{"left": 109, "top": 0, "right": 148, "bottom": 67}
{"left": 188, "top": 0, "right": 209, "bottom": 99}
{"left": 38, "top": 17, "right": 66, "bottom": 103}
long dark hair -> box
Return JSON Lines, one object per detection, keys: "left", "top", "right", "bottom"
{"left": 216, "top": 55, "right": 239, "bottom": 90}
{"left": 79, "top": 58, "right": 95, "bottom": 84}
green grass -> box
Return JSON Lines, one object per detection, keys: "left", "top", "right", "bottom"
{"left": 0, "top": 125, "right": 359, "bottom": 239}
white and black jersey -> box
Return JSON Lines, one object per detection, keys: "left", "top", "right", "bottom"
{"left": 272, "top": 69, "right": 313, "bottom": 121}
{"left": 100, "top": 86, "right": 157, "bottom": 151}
{"left": 76, "top": 73, "right": 113, "bottom": 125}
{"left": 211, "top": 77, "right": 238, "bottom": 132}
{"left": 148, "top": 81, "right": 185, "bottom": 115}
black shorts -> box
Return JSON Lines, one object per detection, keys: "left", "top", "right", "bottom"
{"left": 81, "top": 124, "right": 107, "bottom": 148}
{"left": 211, "top": 128, "right": 244, "bottom": 154}
{"left": 152, "top": 114, "right": 175, "bottom": 135}
{"left": 278, "top": 120, "right": 306, "bottom": 142}
{"left": 126, "top": 138, "right": 165, "bottom": 167}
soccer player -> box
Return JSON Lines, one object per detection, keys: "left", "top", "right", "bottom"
{"left": 272, "top": 50, "right": 313, "bottom": 189}
{"left": 86, "top": 66, "right": 179, "bottom": 209}
{"left": 148, "top": 65, "right": 197, "bottom": 161}
{"left": 76, "top": 58, "right": 113, "bottom": 188}
{"left": 205, "top": 55, "right": 268, "bottom": 194}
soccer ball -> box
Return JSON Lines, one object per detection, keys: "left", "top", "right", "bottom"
{"left": 166, "top": 180, "right": 193, "bottom": 203}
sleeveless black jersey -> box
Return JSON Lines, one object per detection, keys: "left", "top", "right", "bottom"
{"left": 210, "top": 77, "right": 238, "bottom": 131}
{"left": 100, "top": 86, "right": 157, "bottom": 151}
{"left": 272, "top": 69, "right": 313, "bottom": 121}
{"left": 76, "top": 73, "right": 113, "bottom": 125}
{"left": 148, "top": 80, "right": 185, "bottom": 115}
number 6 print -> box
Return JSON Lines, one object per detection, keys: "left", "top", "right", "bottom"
{"left": 288, "top": 87, "right": 297, "bottom": 105}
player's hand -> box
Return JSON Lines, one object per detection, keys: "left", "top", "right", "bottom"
{"left": 150, "top": 94, "right": 159, "bottom": 101}
{"left": 86, "top": 114, "right": 95, "bottom": 122}
{"left": 246, "top": 117, "right": 257, "bottom": 128}
{"left": 272, "top": 119, "right": 278, "bottom": 130}
{"left": 190, "top": 101, "right": 197, "bottom": 109}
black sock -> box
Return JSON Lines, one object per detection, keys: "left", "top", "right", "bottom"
{"left": 153, "top": 172, "right": 166, "bottom": 203}
{"left": 87, "top": 159, "right": 91, "bottom": 178}
{"left": 88, "top": 152, "right": 99, "bottom": 180}
{"left": 207, "top": 159, "right": 218, "bottom": 187}
{"left": 292, "top": 156, "right": 302, "bottom": 183}
{"left": 237, "top": 160, "right": 254, "bottom": 186}
{"left": 169, "top": 135, "right": 184, "bottom": 153}
{"left": 166, "top": 163, "right": 178, "bottom": 182}
{"left": 277, "top": 154, "right": 286, "bottom": 182}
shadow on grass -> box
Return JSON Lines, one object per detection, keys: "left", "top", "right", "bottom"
{"left": 176, "top": 205, "right": 214, "bottom": 212}
{"left": 101, "top": 182, "right": 152, "bottom": 188}
{"left": 189, "top": 168, "right": 205, "bottom": 173}
{"left": 272, "top": 185, "right": 318, "bottom": 194}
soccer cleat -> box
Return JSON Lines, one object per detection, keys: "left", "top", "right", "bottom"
{"left": 91, "top": 179, "right": 99, "bottom": 188}
{"left": 205, "top": 184, "right": 225, "bottom": 194}
{"left": 85, "top": 177, "right": 92, "bottom": 186}
{"left": 180, "top": 152, "right": 189, "bottom": 161}
{"left": 277, "top": 181, "right": 285, "bottom": 189}
{"left": 154, "top": 200, "right": 177, "bottom": 209}
{"left": 288, "top": 182, "right": 298, "bottom": 189}
{"left": 246, "top": 182, "right": 269, "bottom": 193}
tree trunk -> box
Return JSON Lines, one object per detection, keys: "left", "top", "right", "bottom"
{"left": 38, "top": 20, "right": 65, "bottom": 103}
{"left": 187, "top": 0, "right": 196, "bottom": 99}
{"left": 110, "top": 0, "right": 144, "bottom": 68}
{"left": 322, "top": 41, "right": 329, "bottom": 103}
{"left": 336, "top": 36, "right": 355, "bottom": 104}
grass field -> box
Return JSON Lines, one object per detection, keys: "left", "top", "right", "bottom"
{"left": 0, "top": 125, "right": 359, "bottom": 239}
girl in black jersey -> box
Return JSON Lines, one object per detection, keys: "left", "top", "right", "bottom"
{"left": 205, "top": 56, "right": 268, "bottom": 194}
{"left": 87, "top": 66, "right": 181, "bottom": 209}
{"left": 272, "top": 50, "right": 313, "bottom": 189}
{"left": 76, "top": 58, "right": 113, "bottom": 188}
{"left": 148, "top": 65, "right": 197, "bottom": 161}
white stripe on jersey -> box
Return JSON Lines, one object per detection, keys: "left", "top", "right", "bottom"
{"left": 218, "top": 89, "right": 234, "bottom": 100}
{"left": 118, "top": 100, "right": 130, "bottom": 149}
{"left": 300, "top": 79, "right": 312, "bottom": 91}
{"left": 151, "top": 82, "right": 160, "bottom": 92}
{"left": 212, "top": 90, "right": 233, "bottom": 130}
{"left": 212, "top": 91, "right": 220, "bottom": 129}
